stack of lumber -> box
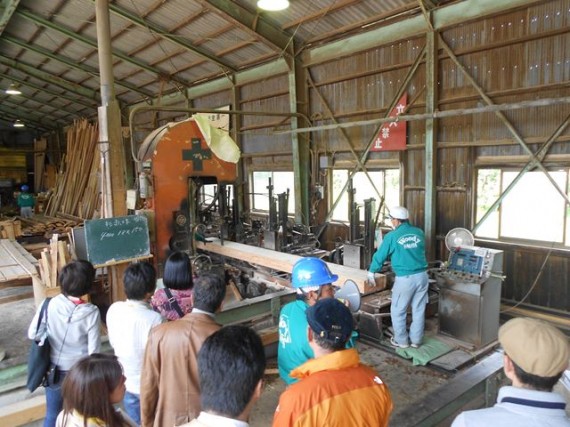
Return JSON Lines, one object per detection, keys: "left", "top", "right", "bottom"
{"left": 0, "top": 239, "right": 42, "bottom": 305}
{"left": 19, "top": 215, "right": 81, "bottom": 237}
{"left": 0, "top": 219, "right": 22, "bottom": 239}
{"left": 45, "top": 119, "right": 101, "bottom": 219}
{"left": 37, "top": 234, "right": 71, "bottom": 291}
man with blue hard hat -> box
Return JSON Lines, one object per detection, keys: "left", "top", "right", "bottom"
{"left": 17, "top": 184, "right": 35, "bottom": 218}
{"left": 368, "top": 206, "right": 428, "bottom": 349}
{"left": 278, "top": 257, "right": 336, "bottom": 385}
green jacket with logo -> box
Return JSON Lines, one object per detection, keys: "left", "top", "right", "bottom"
{"left": 369, "top": 222, "right": 427, "bottom": 277}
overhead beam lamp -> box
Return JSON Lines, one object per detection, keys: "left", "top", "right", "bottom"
{"left": 257, "top": 0, "right": 290, "bottom": 11}
{"left": 13, "top": 119, "right": 25, "bottom": 128}
{"left": 6, "top": 83, "right": 22, "bottom": 95}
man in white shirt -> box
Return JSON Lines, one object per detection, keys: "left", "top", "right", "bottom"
{"left": 179, "top": 325, "right": 266, "bottom": 427}
{"left": 452, "top": 317, "right": 569, "bottom": 427}
{"left": 106, "top": 262, "right": 163, "bottom": 425}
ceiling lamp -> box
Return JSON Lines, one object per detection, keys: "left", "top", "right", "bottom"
{"left": 13, "top": 119, "right": 25, "bottom": 128}
{"left": 257, "top": 0, "right": 289, "bottom": 11}
{"left": 5, "top": 83, "right": 22, "bottom": 95}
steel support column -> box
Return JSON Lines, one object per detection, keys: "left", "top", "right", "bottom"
{"left": 288, "top": 47, "right": 310, "bottom": 225}
{"left": 424, "top": 29, "right": 438, "bottom": 260}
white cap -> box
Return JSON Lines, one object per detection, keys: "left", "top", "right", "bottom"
{"left": 389, "top": 206, "right": 409, "bottom": 220}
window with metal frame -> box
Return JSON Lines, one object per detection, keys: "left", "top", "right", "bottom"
{"left": 475, "top": 169, "right": 570, "bottom": 246}
{"left": 251, "top": 171, "right": 295, "bottom": 214}
{"left": 331, "top": 169, "right": 400, "bottom": 223}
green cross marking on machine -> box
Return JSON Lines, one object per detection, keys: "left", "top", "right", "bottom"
{"left": 182, "top": 137, "right": 212, "bottom": 171}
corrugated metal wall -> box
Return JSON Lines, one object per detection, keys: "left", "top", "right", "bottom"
{"left": 183, "top": 0, "right": 569, "bottom": 312}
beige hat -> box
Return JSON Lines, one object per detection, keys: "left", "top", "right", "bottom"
{"left": 499, "top": 317, "right": 569, "bottom": 377}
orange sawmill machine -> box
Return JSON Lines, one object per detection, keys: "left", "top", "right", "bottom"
{"left": 137, "top": 117, "right": 239, "bottom": 269}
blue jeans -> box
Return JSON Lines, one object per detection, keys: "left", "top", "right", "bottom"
{"left": 44, "top": 370, "right": 67, "bottom": 427}
{"left": 390, "top": 271, "right": 429, "bottom": 346}
{"left": 123, "top": 391, "right": 141, "bottom": 425}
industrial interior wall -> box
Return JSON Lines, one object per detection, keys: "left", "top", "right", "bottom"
{"left": 301, "top": 0, "right": 570, "bottom": 313}
{"left": 151, "top": 0, "right": 570, "bottom": 313}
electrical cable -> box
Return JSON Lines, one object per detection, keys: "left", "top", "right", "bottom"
{"left": 500, "top": 242, "right": 555, "bottom": 313}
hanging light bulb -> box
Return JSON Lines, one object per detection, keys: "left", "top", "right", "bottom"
{"left": 13, "top": 119, "right": 25, "bottom": 128}
{"left": 5, "top": 83, "right": 22, "bottom": 95}
{"left": 257, "top": 0, "right": 290, "bottom": 11}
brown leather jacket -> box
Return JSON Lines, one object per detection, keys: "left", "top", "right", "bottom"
{"left": 140, "top": 312, "right": 221, "bottom": 427}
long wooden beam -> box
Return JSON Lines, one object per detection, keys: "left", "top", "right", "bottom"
{"left": 195, "top": 238, "right": 385, "bottom": 294}
{"left": 0, "top": 395, "right": 45, "bottom": 427}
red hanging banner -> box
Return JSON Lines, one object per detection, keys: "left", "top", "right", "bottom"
{"left": 370, "top": 93, "right": 407, "bottom": 151}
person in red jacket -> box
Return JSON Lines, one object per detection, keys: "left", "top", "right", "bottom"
{"left": 273, "top": 298, "right": 393, "bottom": 427}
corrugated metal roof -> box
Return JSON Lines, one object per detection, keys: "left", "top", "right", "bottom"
{"left": 0, "top": 0, "right": 533, "bottom": 131}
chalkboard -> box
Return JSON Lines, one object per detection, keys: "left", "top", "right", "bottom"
{"left": 84, "top": 215, "right": 150, "bottom": 266}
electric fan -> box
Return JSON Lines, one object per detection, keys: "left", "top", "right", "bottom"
{"left": 444, "top": 227, "right": 474, "bottom": 251}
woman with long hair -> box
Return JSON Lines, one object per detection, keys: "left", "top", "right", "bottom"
{"left": 56, "top": 353, "right": 136, "bottom": 427}
{"left": 151, "top": 251, "right": 194, "bottom": 320}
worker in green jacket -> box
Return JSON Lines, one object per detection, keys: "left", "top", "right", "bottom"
{"left": 17, "top": 184, "right": 35, "bottom": 218}
{"left": 368, "top": 206, "right": 428, "bottom": 349}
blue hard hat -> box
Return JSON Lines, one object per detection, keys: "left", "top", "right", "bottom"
{"left": 291, "top": 257, "right": 338, "bottom": 288}
{"left": 21, "top": 185, "right": 29, "bottom": 192}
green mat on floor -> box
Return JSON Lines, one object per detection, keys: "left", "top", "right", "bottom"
{"left": 395, "top": 336, "right": 452, "bottom": 366}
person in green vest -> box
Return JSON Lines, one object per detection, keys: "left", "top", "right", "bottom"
{"left": 17, "top": 184, "right": 35, "bottom": 218}
{"left": 277, "top": 257, "right": 337, "bottom": 385}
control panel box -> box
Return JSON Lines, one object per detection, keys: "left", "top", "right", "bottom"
{"left": 445, "top": 246, "right": 503, "bottom": 283}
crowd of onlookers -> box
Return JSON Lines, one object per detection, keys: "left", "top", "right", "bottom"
{"left": 28, "top": 251, "right": 569, "bottom": 427}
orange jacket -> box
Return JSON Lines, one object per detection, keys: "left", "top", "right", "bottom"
{"left": 273, "top": 349, "right": 393, "bottom": 427}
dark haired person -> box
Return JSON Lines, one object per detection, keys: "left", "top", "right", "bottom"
{"left": 452, "top": 317, "right": 569, "bottom": 427}
{"left": 28, "top": 260, "right": 101, "bottom": 427}
{"left": 368, "top": 205, "right": 428, "bottom": 349}
{"left": 56, "top": 353, "right": 136, "bottom": 427}
{"left": 141, "top": 273, "right": 226, "bottom": 427}
{"left": 151, "top": 251, "right": 194, "bottom": 320}
{"left": 179, "top": 325, "right": 266, "bottom": 427}
{"left": 106, "top": 262, "right": 163, "bottom": 424}
{"left": 273, "top": 298, "right": 393, "bottom": 427}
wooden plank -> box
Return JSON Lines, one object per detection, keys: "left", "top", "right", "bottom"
{"left": 40, "top": 250, "right": 52, "bottom": 288}
{"left": 195, "top": 238, "right": 385, "bottom": 294}
{"left": 49, "top": 234, "right": 58, "bottom": 289}
{"left": 57, "top": 241, "right": 69, "bottom": 273}
{"left": 228, "top": 281, "right": 243, "bottom": 301}
{"left": 0, "top": 221, "right": 15, "bottom": 240}
{"left": 0, "top": 286, "right": 34, "bottom": 305}
{"left": 93, "top": 254, "right": 153, "bottom": 269}
{"left": 258, "top": 327, "right": 279, "bottom": 346}
{"left": 0, "top": 240, "right": 39, "bottom": 281}
{"left": 0, "top": 395, "right": 46, "bottom": 427}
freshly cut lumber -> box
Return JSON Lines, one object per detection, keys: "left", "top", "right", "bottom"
{"left": 45, "top": 119, "right": 100, "bottom": 219}
{"left": 0, "top": 395, "right": 45, "bottom": 427}
{"left": 0, "top": 239, "right": 44, "bottom": 306}
{"left": 196, "top": 238, "right": 385, "bottom": 294}
{"left": 18, "top": 215, "right": 80, "bottom": 237}
{"left": 0, "top": 219, "right": 21, "bottom": 239}
{"left": 0, "top": 240, "right": 39, "bottom": 282}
